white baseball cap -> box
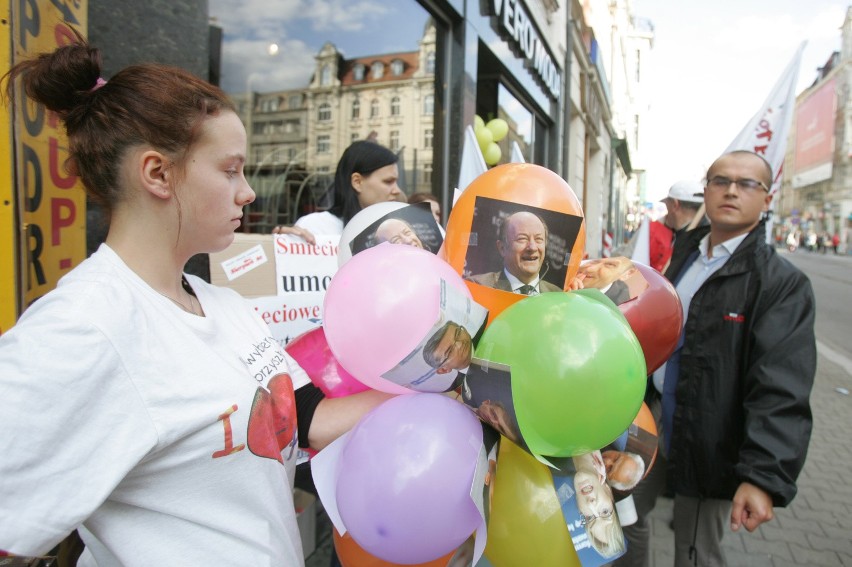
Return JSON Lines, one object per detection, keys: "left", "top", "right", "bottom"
{"left": 661, "top": 180, "right": 704, "bottom": 204}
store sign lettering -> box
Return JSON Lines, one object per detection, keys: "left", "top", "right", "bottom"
{"left": 492, "top": 0, "right": 561, "bottom": 99}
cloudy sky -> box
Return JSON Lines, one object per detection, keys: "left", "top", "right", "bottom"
{"left": 633, "top": 0, "right": 846, "bottom": 200}
{"left": 209, "top": 0, "right": 429, "bottom": 93}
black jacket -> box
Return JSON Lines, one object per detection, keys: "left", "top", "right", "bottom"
{"left": 664, "top": 222, "right": 816, "bottom": 506}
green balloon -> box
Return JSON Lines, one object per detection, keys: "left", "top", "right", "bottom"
{"left": 474, "top": 291, "right": 646, "bottom": 457}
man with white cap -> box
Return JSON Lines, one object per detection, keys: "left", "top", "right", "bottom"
{"left": 661, "top": 180, "right": 705, "bottom": 237}
{"left": 648, "top": 180, "right": 705, "bottom": 272}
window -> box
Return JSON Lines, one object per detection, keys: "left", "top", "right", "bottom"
{"left": 423, "top": 163, "right": 432, "bottom": 184}
{"left": 288, "top": 94, "right": 302, "bottom": 109}
{"left": 320, "top": 64, "right": 332, "bottom": 86}
{"left": 390, "top": 96, "right": 401, "bottom": 116}
{"left": 351, "top": 133, "right": 359, "bottom": 144}
{"left": 353, "top": 64, "right": 365, "bottom": 81}
{"left": 288, "top": 148, "right": 297, "bottom": 160}
{"left": 425, "top": 51, "right": 435, "bottom": 74}
{"left": 424, "top": 128, "right": 433, "bottom": 148}
{"left": 423, "top": 94, "right": 434, "bottom": 116}
{"left": 351, "top": 99, "right": 360, "bottom": 119}
{"left": 391, "top": 59, "right": 404, "bottom": 76}
{"left": 317, "top": 134, "right": 330, "bottom": 154}
{"left": 389, "top": 130, "right": 400, "bottom": 151}
{"left": 370, "top": 99, "right": 380, "bottom": 118}
{"left": 260, "top": 98, "right": 279, "bottom": 112}
{"left": 371, "top": 61, "right": 384, "bottom": 79}
{"left": 318, "top": 102, "right": 331, "bottom": 122}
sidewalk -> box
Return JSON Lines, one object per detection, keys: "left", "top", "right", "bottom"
{"left": 307, "top": 347, "right": 852, "bottom": 567}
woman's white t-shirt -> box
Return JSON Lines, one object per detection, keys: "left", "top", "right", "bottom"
{"left": 0, "top": 244, "right": 310, "bottom": 566}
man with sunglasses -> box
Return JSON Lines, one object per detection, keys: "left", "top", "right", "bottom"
{"left": 618, "top": 150, "right": 816, "bottom": 567}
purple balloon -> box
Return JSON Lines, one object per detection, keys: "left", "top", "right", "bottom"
{"left": 337, "top": 394, "right": 483, "bottom": 564}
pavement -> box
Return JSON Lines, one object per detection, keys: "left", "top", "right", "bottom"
{"left": 304, "top": 267, "right": 852, "bottom": 566}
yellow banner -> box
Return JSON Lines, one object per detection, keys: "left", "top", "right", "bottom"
{"left": 0, "top": 0, "right": 14, "bottom": 334}
{"left": 12, "top": 0, "right": 88, "bottom": 313}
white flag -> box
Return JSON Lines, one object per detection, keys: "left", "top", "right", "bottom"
{"left": 630, "top": 216, "right": 651, "bottom": 266}
{"left": 509, "top": 141, "right": 526, "bottom": 163}
{"left": 456, "top": 125, "right": 488, "bottom": 194}
{"left": 724, "top": 41, "right": 806, "bottom": 195}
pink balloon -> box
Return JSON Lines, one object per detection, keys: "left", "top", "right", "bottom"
{"left": 337, "top": 394, "right": 483, "bottom": 564}
{"left": 323, "top": 243, "right": 474, "bottom": 394}
{"left": 285, "top": 327, "right": 370, "bottom": 398}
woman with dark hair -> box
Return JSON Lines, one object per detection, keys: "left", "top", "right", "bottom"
{"left": 273, "top": 140, "right": 403, "bottom": 241}
{"left": 0, "top": 36, "right": 391, "bottom": 565}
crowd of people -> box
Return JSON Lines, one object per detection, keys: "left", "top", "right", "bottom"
{"left": 0, "top": 35, "right": 819, "bottom": 567}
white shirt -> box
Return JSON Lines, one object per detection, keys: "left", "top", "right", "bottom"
{"left": 503, "top": 269, "right": 541, "bottom": 295}
{"left": 294, "top": 211, "right": 344, "bottom": 236}
{"left": 0, "top": 245, "right": 310, "bottom": 565}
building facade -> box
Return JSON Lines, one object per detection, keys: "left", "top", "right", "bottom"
{"left": 223, "top": 0, "right": 650, "bottom": 257}
{"left": 776, "top": 6, "right": 852, "bottom": 252}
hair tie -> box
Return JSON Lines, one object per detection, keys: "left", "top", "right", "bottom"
{"left": 89, "top": 77, "right": 107, "bottom": 92}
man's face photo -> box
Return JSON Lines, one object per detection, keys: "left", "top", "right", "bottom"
{"left": 578, "top": 256, "right": 635, "bottom": 290}
{"left": 374, "top": 218, "right": 424, "bottom": 249}
{"left": 497, "top": 212, "right": 547, "bottom": 282}
{"left": 427, "top": 322, "right": 472, "bottom": 374}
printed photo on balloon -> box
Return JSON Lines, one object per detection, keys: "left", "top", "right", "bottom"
{"left": 601, "top": 403, "right": 659, "bottom": 501}
{"left": 379, "top": 278, "right": 488, "bottom": 392}
{"left": 461, "top": 196, "right": 583, "bottom": 294}
{"left": 552, "top": 451, "right": 627, "bottom": 565}
{"left": 576, "top": 256, "right": 650, "bottom": 306}
{"left": 461, "top": 358, "right": 531, "bottom": 454}
{"left": 348, "top": 201, "right": 444, "bottom": 257}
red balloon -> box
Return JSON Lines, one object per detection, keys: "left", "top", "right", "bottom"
{"left": 285, "top": 327, "right": 370, "bottom": 398}
{"left": 617, "top": 262, "right": 682, "bottom": 374}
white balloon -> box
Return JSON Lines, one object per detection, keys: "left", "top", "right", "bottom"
{"left": 338, "top": 202, "right": 408, "bottom": 267}
{"left": 338, "top": 201, "right": 447, "bottom": 267}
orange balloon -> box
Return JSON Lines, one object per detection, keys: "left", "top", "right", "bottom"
{"left": 333, "top": 528, "right": 457, "bottom": 567}
{"left": 445, "top": 164, "right": 586, "bottom": 325}
{"left": 633, "top": 402, "right": 658, "bottom": 479}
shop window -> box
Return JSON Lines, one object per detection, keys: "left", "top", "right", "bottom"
{"left": 210, "top": 0, "right": 440, "bottom": 232}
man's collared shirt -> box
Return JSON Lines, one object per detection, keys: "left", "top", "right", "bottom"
{"left": 503, "top": 269, "right": 541, "bottom": 295}
{"left": 653, "top": 231, "right": 748, "bottom": 393}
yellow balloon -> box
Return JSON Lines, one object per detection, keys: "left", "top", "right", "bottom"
{"left": 485, "top": 439, "right": 581, "bottom": 567}
{"left": 475, "top": 125, "right": 493, "bottom": 152}
{"left": 486, "top": 118, "right": 510, "bottom": 142}
{"left": 474, "top": 114, "right": 485, "bottom": 131}
{"left": 483, "top": 142, "right": 501, "bottom": 166}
